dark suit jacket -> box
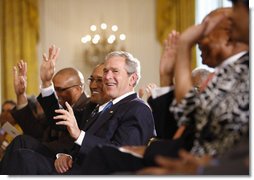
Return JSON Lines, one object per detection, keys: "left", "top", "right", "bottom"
{"left": 0, "top": 93, "right": 155, "bottom": 175}
{"left": 147, "top": 89, "right": 178, "bottom": 139}
{"left": 72, "top": 93, "right": 155, "bottom": 163}
{"left": 11, "top": 92, "right": 94, "bottom": 155}
{"left": 11, "top": 100, "right": 48, "bottom": 140}
{"left": 37, "top": 93, "right": 93, "bottom": 131}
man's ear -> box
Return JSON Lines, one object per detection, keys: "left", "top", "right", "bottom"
{"left": 129, "top": 73, "right": 138, "bottom": 87}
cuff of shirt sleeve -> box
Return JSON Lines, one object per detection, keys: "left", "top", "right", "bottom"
{"left": 40, "top": 84, "right": 54, "bottom": 97}
{"left": 151, "top": 86, "right": 173, "bottom": 99}
{"left": 16, "top": 102, "right": 28, "bottom": 110}
{"left": 56, "top": 153, "right": 72, "bottom": 159}
{"left": 75, "top": 130, "right": 85, "bottom": 146}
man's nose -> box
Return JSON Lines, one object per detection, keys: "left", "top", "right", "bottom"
{"left": 104, "top": 71, "right": 113, "bottom": 80}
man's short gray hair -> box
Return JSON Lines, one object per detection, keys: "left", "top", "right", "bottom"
{"left": 105, "top": 51, "right": 141, "bottom": 86}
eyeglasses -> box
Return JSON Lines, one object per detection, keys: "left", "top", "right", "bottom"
{"left": 87, "top": 77, "right": 103, "bottom": 84}
{"left": 54, "top": 84, "right": 81, "bottom": 93}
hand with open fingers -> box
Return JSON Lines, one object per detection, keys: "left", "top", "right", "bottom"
{"left": 54, "top": 154, "right": 73, "bottom": 174}
{"left": 54, "top": 101, "right": 81, "bottom": 140}
{"left": 160, "top": 30, "right": 180, "bottom": 86}
{"left": 40, "top": 45, "right": 60, "bottom": 87}
{"left": 13, "top": 60, "right": 27, "bottom": 96}
{"left": 179, "top": 12, "right": 226, "bottom": 48}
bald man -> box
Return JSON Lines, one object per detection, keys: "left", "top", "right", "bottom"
{"left": 0, "top": 59, "right": 110, "bottom": 174}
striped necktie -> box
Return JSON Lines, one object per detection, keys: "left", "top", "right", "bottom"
{"left": 101, "top": 101, "right": 113, "bottom": 113}
{"left": 89, "top": 105, "right": 99, "bottom": 118}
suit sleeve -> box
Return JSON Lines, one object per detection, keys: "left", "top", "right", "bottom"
{"left": 11, "top": 103, "right": 47, "bottom": 139}
{"left": 37, "top": 93, "right": 65, "bottom": 130}
{"left": 147, "top": 89, "right": 178, "bottom": 139}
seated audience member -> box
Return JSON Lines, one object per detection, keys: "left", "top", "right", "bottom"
{"left": 137, "top": 0, "right": 250, "bottom": 175}
{"left": 7, "top": 48, "right": 92, "bottom": 157}
{"left": 0, "top": 60, "right": 109, "bottom": 171}
{"left": 59, "top": 6, "right": 249, "bottom": 175}
{"left": 0, "top": 51, "right": 155, "bottom": 175}
{"left": 137, "top": 136, "right": 249, "bottom": 175}
{"left": 147, "top": 66, "right": 212, "bottom": 139}
{"left": 10, "top": 60, "right": 47, "bottom": 140}
{"left": 0, "top": 100, "right": 23, "bottom": 159}
{"left": 144, "top": 134, "right": 249, "bottom": 175}
{"left": 0, "top": 100, "right": 16, "bottom": 126}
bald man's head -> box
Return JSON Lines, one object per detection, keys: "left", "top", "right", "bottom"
{"left": 53, "top": 68, "right": 85, "bottom": 107}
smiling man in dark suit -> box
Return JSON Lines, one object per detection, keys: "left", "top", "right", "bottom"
{"left": 0, "top": 51, "right": 156, "bottom": 175}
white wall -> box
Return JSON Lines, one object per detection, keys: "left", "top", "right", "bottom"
{"left": 38, "top": 0, "right": 161, "bottom": 95}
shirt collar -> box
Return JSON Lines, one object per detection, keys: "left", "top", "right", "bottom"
{"left": 112, "top": 91, "right": 135, "bottom": 105}
{"left": 98, "top": 102, "right": 109, "bottom": 112}
{"left": 214, "top": 51, "right": 248, "bottom": 73}
{"left": 98, "top": 91, "right": 135, "bottom": 112}
{"left": 219, "top": 51, "right": 248, "bottom": 68}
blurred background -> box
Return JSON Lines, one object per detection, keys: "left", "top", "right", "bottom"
{"left": 0, "top": 0, "right": 232, "bottom": 104}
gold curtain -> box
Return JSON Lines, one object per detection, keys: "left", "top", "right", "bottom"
{"left": 156, "top": 0, "right": 196, "bottom": 69}
{"left": 0, "top": 0, "right": 39, "bottom": 101}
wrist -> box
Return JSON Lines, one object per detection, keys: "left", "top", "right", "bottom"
{"left": 74, "top": 129, "right": 81, "bottom": 140}
{"left": 42, "top": 81, "right": 52, "bottom": 88}
{"left": 160, "top": 75, "right": 174, "bottom": 87}
{"left": 56, "top": 153, "right": 72, "bottom": 159}
{"left": 17, "top": 94, "right": 28, "bottom": 106}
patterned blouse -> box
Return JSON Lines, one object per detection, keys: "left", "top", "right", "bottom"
{"left": 171, "top": 53, "right": 249, "bottom": 157}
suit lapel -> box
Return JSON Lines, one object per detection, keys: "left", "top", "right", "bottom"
{"left": 83, "top": 111, "right": 101, "bottom": 131}
{"left": 86, "top": 93, "right": 138, "bottom": 134}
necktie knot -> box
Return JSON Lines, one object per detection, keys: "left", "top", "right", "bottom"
{"left": 90, "top": 105, "right": 99, "bottom": 118}
{"left": 102, "top": 101, "right": 113, "bottom": 112}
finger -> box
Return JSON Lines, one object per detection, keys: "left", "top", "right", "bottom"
{"left": 54, "top": 160, "right": 61, "bottom": 174}
{"left": 17, "top": 61, "right": 22, "bottom": 71}
{"left": 52, "top": 47, "right": 60, "bottom": 60}
{"left": 54, "top": 114, "right": 68, "bottom": 121}
{"left": 55, "top": 159, "right": 65, "bottom": 174}
{"left": 13, "top": 66, "right": 18, "bottom": 78}
{"left": 68, "top": 159, "right": 72, "bottom": 168}
{"left": 61, "top": 159, "right": 69, "bottom": 171}
{"left": 42, "top": 53, "right": 48, "bottom": 61}
{"left": 55, "top": 121, "right": 68, "bottom": 126}
{"left": 49, "top": 45, "right": 55, "bottom": 60}
{"left": 55, "top": 109, "right": 68, "bottom": 115}
{"left": 58, "top": 164, "right": 67, "bottom": 174}
{"left": 65, "top": 102, "right": 74, "bottom": 115}
{"left": 19, "top": 61, "right": 27, "bottom": 77}
{"left": 23, "top": 61, "right": 27, "bottom": 75}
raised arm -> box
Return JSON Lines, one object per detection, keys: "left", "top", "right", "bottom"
{"left": 175, "top": 13, "right": 226, "bottom": 103}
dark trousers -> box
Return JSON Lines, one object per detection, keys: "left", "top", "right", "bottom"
{"left": 67, "top": 144, "right": 145, "bottom": 175}
{"left": 74, "top": 132, "right": 194, "bottom": 175}
{"left": 0, "top": 135, "right": 56, "bottom": 175}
